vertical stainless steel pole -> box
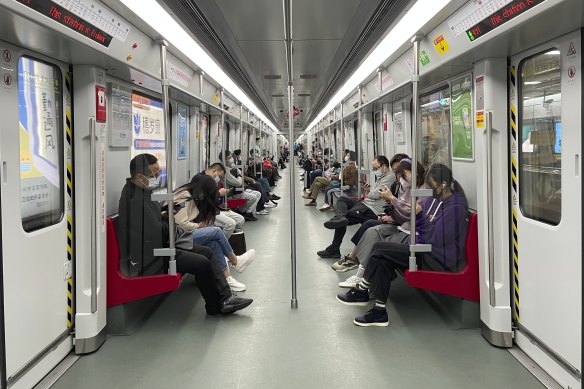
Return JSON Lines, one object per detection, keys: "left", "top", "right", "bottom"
{"left": 409, "top": 35, "right": 423, "bottom": 272}
{"left": 357, "top": 86, "right": 362, "bottom": 196}
{"left": 220, "top": 89, "right": 227, "bottom": 204}
{"left": 159, "top": 40, "right": 176, "bottom": 275}
{"left": 340, "top": 102, "right": 344, "bottom": 191}
{"left": 288, "top": 83, "right": 298, "bottom": 309}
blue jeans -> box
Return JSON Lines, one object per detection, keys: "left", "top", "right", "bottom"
{"left": 193, "top": 226, "right": 234, "bottom": 271}
{"left": 257, "top": 177, "right": 271, "bottom": 193}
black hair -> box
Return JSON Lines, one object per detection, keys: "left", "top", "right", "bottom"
{"left": 425, "top": 163, "right": 466, "bottom": 199}
{"left": 396, "top": 159, "right": 426, "bottom": 188}
{"left": 374, "top": 155, "right": 390, "bottom": 168}
{"left": 390, "top": 153, "right": 410, "bottom": 167}
{"left": 223, "top": 150, "right": 231, "bottom": 160}
{"left": 233, "top": 149, "right": 242, "bottom": 156}
{"left": 332, "top": 162, "right": 341, "bottom": 169}
{"left": 344, "top": 149, "right": 350, "bottom": 154}
{"left": 208, "top": 162, "right": 226, "bottom": 173}
{"left": 130, "top": 153, "right": 158, "bottom": 178}
{"left": 176, "top": 175, "right": 217, "bottom": 226}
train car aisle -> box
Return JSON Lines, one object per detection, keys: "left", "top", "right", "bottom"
{"left": 53, "top": 168, "right": 543, "bottom": 389}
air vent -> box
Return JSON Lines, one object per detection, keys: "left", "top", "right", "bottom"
{"left": 298, "top": 93, "right": 311, "bottom": 97}
{"left": 299, "top": 74, "right": 317, "bottom": 79}
{"left": 272, "top": 94, "right": 285, "bottom": 97}
{"left": 264, "top": 74, "right": 282, "bottom": 80}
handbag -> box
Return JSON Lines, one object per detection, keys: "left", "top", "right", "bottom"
{"left": 228, "top": 231, "right": 247, "bottom": 255}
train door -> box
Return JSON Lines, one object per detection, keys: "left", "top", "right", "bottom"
{"left": 0, "top": 44, "right": 73, "bottom": 387}
{"left": 509, "top": 32, "right": 581, "bottom": 386}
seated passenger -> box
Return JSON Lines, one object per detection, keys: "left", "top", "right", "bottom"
{"left": 317, "top": 155, "right": 395, "bottom": 259}
{"left": 335, "top": 159, "right": 424, "bottom": 286}
{"left": 337, "top": 164, "right": 468, "bottom": 327}
{"left": 318, "top": 159, "right": 358, "bottom": 211}
{"left": 225, "top": 150, "right": 278, "bottom": 209}
{"left": 174, "top": 174, "right": 256, "bottom": 292}
{"left": 303, "top": 162, "right": 341, "bottom": 206}
{"left": 118, "top": 153, "right": 252, "bottom": 314}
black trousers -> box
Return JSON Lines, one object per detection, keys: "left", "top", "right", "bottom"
{"left": 331, "top": 197, "right": 377, "bottom": 250}
{"left": 176, "top": 244, "right": 231, "bottom": 314}
{"left": 364, "top": 241, "right": 432, "bottom": 303}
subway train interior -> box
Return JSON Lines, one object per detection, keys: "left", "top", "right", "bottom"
{"left": 0, "top": 0, "right": 582, "bottom": 388}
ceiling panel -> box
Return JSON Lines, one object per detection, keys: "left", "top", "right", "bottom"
{"left": 293, "top": 40, "right": 342, "bottom": 80}
{"left": 214, "top": 0, "right": 284, "bottom": 41}
{"left": 292, "top": 0, "right": 363, "bottom": 40}
{"left": 238, "top": 40, "right": 287, "bottom": 77}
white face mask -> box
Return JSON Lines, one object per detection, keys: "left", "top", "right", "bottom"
{"left": 344, "top": 155, "right": 350, "bottom": 162}
{"left": 214, "top": 175, "right": 221, "bottom": 183}
{"left": 399, "top": 177, "right": 411, "bottom": 189}
{"left": 374, "top": 170, "right": 382, "bottom": 178}
{"left": 147, "top": 176, "right": 160, "bottom": 189}
{"left": 228, "top": 157, "right": 235, "bottom": 166}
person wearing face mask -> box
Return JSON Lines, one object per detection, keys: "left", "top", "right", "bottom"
{"left": 317, "top": 155, "right": 395, "bottom": 259}
{"left": 337, "top": 164, "right": 468, "bottom": 327}
{"left": 118, "top": 154, "right": 253, "bottom": 314}
{"left": 334, "top": 159, "right": 425, "bottom": 283}
{"left": 343, "top": 149, "right": 351, "bottom": 163}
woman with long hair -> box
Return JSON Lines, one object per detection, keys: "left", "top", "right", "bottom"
{"left": 173, "top": 174, "right": 255, "bottom": 292}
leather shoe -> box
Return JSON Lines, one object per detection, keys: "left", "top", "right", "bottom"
{"left": 221, "top": 295, "right": 253, "bottom": 314}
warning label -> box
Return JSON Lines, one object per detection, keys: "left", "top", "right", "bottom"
{"left": 476, "top": 111, "right": 485, "bottom": 128}
{"left": 567, "top": 41, "right": 576, "bottom": 57}
{"left": 433, "top": 34, "right": 449, "bottom": 55}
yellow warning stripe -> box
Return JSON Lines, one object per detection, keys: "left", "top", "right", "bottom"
{"left": 65, "top": 71, "right": 74, "bottom": 329}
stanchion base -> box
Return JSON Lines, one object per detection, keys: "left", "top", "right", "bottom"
{"left": 168, "top": 260, "right": 177, "bottom": 275}
{"left": 290, "top": 299, "right": 298, "bottom": 309}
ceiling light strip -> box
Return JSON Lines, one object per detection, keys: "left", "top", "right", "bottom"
{"left": 305, "top": 0, "right": 452, "bottom": 132}
{"left": 120, "top": 0, "right": 278, "bottom": 131}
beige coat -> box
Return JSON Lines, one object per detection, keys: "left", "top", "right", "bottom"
{"left": 172, "top": 189, "right": 201, "bottom": 233}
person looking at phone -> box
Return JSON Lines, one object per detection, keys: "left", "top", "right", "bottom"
{"left": 317, "top": 155, "right": 395, "bottom": 259}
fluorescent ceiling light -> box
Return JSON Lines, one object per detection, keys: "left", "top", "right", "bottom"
{"left": 546, "top": 50, "right": 561, "bottom": 55}
{"left": 120, "top": 0, "right": 278, "bottom": 132}
{"left": 524, "top": 81, "right": 542, "bottom": 85}
{"left": 305, "top": 0, "right": 452, "bottom": 132}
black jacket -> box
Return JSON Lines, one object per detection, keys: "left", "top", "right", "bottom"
{"left": 118, "top": 179, "right": 167, "bottom": 276}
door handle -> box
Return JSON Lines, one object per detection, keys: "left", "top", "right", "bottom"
{"left": 485, "top": 111, "right": 496, "bottom": 307}
{"left": 89, "top": 118, "right": 98, "bottom": 314}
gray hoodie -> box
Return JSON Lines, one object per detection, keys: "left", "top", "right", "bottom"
{"left": 362, "top": 171, "right": 395, "bottom": 215}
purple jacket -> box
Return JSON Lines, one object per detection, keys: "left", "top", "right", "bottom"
{"left": 416, "top": 192, "right": 468, "bottom": 270}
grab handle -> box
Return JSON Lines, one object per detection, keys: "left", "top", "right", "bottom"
{"left": 89, "top": 118, "right": 98, "bottom": 313}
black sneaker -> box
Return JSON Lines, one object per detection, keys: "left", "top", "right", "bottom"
{"left": 324, "top": 216, "right": 349, "bottom": 229}
{"left": 354, "top": 308, "right": 389, "bottom": 327}
{"left": 270, "top": 194, "right": 281, "bottom": 201}
{"left": 337, "top": 288, "right": 369, "bottom": 306}
{"left": 221, "top": 295, "right": 253, "bottom": 314}
{"left": 243, "top": 212, "right": 257, "bottom": 221}
{"left": 317, "top": 246, "right": 341, "bottom": 258}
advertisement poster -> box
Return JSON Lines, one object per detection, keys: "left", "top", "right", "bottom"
{"left": 451, "top": 74, "right": 474, "bottom": 160}
{"left": 131, "top": 92, "right": 166, "bottom": 185}
{"left": 177, "top": 103, "right": 188, "bottom": 159}
{"left": 200, "top": 114, "right": 208, "bottom": 167}
{"left": 18, "top": 57, "right": 63, "bottom": 223}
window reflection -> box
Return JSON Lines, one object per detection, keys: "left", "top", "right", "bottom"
{"left": 418, "top": 88, "right": 451, "bottom": 170}
{"left": 519, "top": 50, "right": 562, "bottom": 225}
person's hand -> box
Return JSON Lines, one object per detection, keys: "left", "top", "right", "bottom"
{"left": 219, "top": 188, "right": 229, "bottom": 196}
{"left": 379, "top": 215, "right": 394, "bottom": 223}
{"left": 198, "top": 221, "right": 207, "bottom": 228}
{"left": 415, "top": 202, "right": 423, "bottom": 214}
{"left": 251, "top": 179, "right": 256, "bottom": 185}
{"left": 379, "top": 185, "right": 394, "bottom": 201}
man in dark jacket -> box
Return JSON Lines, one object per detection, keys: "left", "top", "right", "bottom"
{"left": 118, "top": 153, "right": 252, "bottom": 315}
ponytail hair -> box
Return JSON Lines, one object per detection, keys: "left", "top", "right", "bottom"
{"left": 425, "top": 163, "right": 466, "bottom": 200}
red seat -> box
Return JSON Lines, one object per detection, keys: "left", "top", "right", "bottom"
{"left": 226, "top": 198, "right": 247, "bottom": 209}
{"left": 404, "top": 212, "right": 479, "bottom": 302}
{"left": 107, "top": 217, "right": 182, "bottom": 308}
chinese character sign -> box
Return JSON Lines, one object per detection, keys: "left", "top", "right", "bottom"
{"left": 131, "top": 92, "right": 167, "bottom": 185}
{"left": 177, "top": 103, "right": 188, "bottom": 159}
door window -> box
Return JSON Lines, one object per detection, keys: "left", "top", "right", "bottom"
{"left": 519, "top": 49, "right": 562, "bottom": 225}
{"left": 418, "top": 88, "right": 451, "bottom": 170}
{"left": 18, "top": 57, "right": 64, "bottom": 232}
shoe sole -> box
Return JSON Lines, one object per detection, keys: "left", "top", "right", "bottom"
{"left": 338, "top": 283, "right": 357, "bottom": 288}
{"left": 222, "top": 299, "right": 253, "bottom": 314}
{"left": 319, "top": 208, "right": 331, "bottom": 212}
{"left": 334, "top": 264, "right": 359, "bottom": 273}
{"left": 336, "top": 296, "right": 368, "bottom": 306}
{"left": 353, "top": 319, "right": 389, "bottom": 327}
{"left": 317, "top": 253, "right": 341, "bottom": 259}
{"left": 235, "top": 255, "right": 255, "bottom": 273}
{"left": 229, "top": 285, "right": 246, "bottom": 292}
{"left": 324, "top": 221, "right": 349, "bottom": 229}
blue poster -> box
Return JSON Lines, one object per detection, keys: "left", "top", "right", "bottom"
{"left": 177, "top": 104, "right": 188, "bottom": 159}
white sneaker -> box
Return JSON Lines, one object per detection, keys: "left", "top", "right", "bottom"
{"left": 235, "top": 249, "right": 256, "bottom": 273}
{"left": 339, "top": 275, "right": 362, "bottom": 289}
{"left": 257, "top": 209, "right": 269, "bottom": 215}
{"left": 226, "top": 275, "right": 246, "bottom": 292}
{"left": 319, "top": 204, "right": 332, "bottom": 212}
{"left": 264, "top": 201, "right": 277, "bottom": 208}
